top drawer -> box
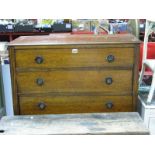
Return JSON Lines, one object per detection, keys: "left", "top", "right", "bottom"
{"left": 15, "top": 47, "right": 134, "bottom": 68}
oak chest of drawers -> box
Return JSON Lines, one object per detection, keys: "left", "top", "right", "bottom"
{"left": 9, "top": 34, "right": 140, "bottom": 115}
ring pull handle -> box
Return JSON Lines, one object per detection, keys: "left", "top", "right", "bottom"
{"left": 106, "top": 55, "right": 115, "bottom": 63}
{"left": 37, "top": 102, "right": 46, "bottom": 110}
{"left": 105, "top": 77, "right": 113, "bottom": 85}
{"left": 105, "top": 102, "right": 114, "bottom": 109}
{"left": 35, "top": 56, "right": 44, "bottom": 64}
{"left": 36, "top": 78, "right": 44, "bottom": 86}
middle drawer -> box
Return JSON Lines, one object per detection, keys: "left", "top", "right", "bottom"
{"left": 16, "top": 70, "right": 132, "bottom": 94}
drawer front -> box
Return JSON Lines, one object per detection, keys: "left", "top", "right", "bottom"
{"left": 19, "top": 96, "right": 133, "bottom": 114}
{"left": 17, "top": 70, "right": 132, "bottom": 94}
{"left": 15, "top": 48, "right": 134, "bottom": 68}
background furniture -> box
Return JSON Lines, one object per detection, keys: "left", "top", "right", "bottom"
{"left": 127, "top": 19, "right": 139, "bottom": 38}
{"left": 0, "top": 42, "right": 7, "bottom": 117}
{"left": 9, "top": 34, "right": 140, "bottom": 115}
{"left": 139, "top": 42, "right": 155, "bottom": 72}
{"left": 0, "top": 32, "right": 50, "bottom": 42}
{"left": 0, "top": 42, "right": 14, "bottom": 116}
{"left": 0, "top": 112, "right": 149, "bottom": 135}
{"left": 1, "top": 59, "right": 14, "bottom": 116}
{"left": 138, "top": 94, "right": 155, "bottom": 134}
{"left": 139, "top": 20, "right": 155, "bottom": 104}
{"left": 0, "top": 64, "right": 5, "bottom": 117}
{"left": 138, "top": 42, "right": 155, "bottom": 86}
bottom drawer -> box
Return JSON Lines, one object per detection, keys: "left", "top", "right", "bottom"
{"left": 19, "top": 95, "right": 133, "bottom": 115}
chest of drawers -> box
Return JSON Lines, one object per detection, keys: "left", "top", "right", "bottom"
{"left": 9, "top": 34, "right": 140, "bottom": 115}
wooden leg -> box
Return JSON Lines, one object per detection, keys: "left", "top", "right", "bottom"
{"left": 139, "top": 64, "right": 146, "bottom": 86}
{"left": 147, "top": 72, "right": 155, "bottom": 104}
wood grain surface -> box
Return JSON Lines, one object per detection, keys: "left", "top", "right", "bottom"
{"left": 8, "top": 34, "right": 140, "bottom": 115}
{"left": 16, "top": 70, "right": 132, "bottom": 94}
{"left": 0, "top": 112, "right": 149, "bottom": 135}
{"left": 15, "top": 47, "right": 134, "bottom": 68}
{"left": 9, "top": 34, "right": 141, "bottom": 46}
{"left": 19, "top": 96, "right": 133, "bottom": 114}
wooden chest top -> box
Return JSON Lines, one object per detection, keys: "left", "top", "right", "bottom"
{"left": 9, "top": 34, "right": 140, "bottom": 46}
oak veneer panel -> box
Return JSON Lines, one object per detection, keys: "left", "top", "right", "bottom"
{"left": 19, "top": 96, "right": 133, "bottom": 115}
{"left": 9, "top": 33, "right": 140, "bottom": 45}
{"left": 16, "top": 70, "right": 132, "bottom": 94}
{"left": 15, "top": 48, "right": 134, "bottom": 68}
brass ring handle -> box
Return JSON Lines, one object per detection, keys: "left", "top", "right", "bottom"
{"left": 106, "top": 55, "right": 115, "bottom": 63}
{"left": 37, "top": 102, "right": 46, "bottom": 110}
{"left": 105, "top": 102, "right": 113, "bottom": 109}
{"left": 35, "top": 56, "right": 44, "bottom": 64}
{"left": 36, "top": 78, "right": 44, "bottom": 86}
{"left": 105, "top": 77, "right": 113, "bottom": 85}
